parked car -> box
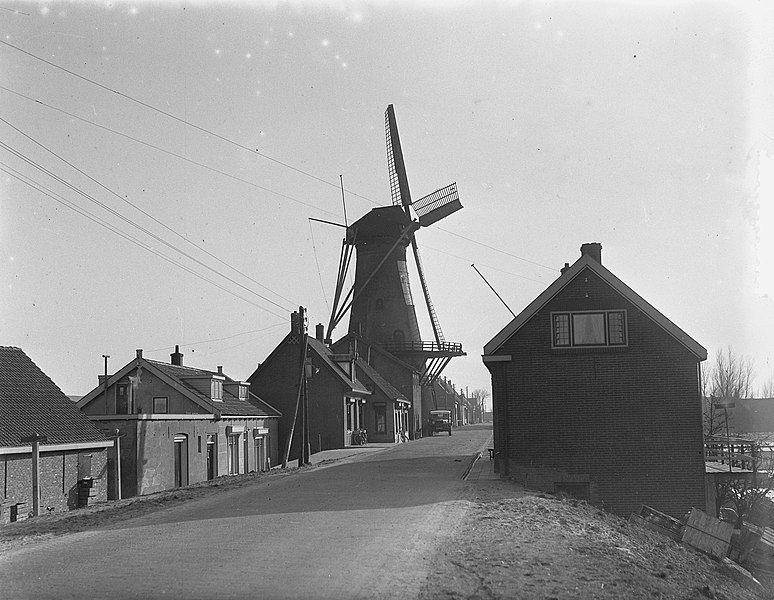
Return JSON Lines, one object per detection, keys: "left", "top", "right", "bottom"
{"left": 429, "top": 410, "right": 452, "bottom": 436}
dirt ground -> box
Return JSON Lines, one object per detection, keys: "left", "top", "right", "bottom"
{"left": 1, "top": 459, "right": 770, "bottom": 600}
{"left": 420, "top": 478, "right": 771, "bottom": 600}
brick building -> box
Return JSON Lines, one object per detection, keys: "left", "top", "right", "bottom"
{"left": 483, "top": 243, "right": 707, "bottom": 518}
{"left": 1, "top": 347, "right": 112, "bottom": 522}
{"left": 78, "top": 347, "right": 280, "bottom": 498}
{"left": 248, "top": 323, "right": 374, "bottom": 462}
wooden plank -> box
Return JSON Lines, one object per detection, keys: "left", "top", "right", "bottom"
{"left": 681, "top": 507, "right": 734, "bottom": 558}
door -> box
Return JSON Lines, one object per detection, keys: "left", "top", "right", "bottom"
{"left": 254, "top": 436, "right": 266, "bottom": 472}
{"left": 174, "top": 434, "right": 188, "bottom": 487}
{"left": 206, "top": 435, "right": 216, "bottom": 480}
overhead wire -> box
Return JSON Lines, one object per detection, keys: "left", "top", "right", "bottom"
{"left": 0, "top": 41, "right": 557, "bottom": 280}
{"left": 0, "top": 85, "right": 342, "bottom": 220}
{"left": 0, "top": 114, "right": 297, "bottom": 309}
{"left": 0, "top": 160, "right": 288, "bottom": 319}
{"left": 146, "top": 322, "right": 288, "bottom": 354}
{"left": 0, "top": 39, "right": 375, "bottom": 205}
{"left": 0, "top": 138, "right": 293, "bottom": 316}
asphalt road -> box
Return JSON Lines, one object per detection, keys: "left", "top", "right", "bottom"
{"left": 0, "top": 424, "right": 493, "bottom": 600}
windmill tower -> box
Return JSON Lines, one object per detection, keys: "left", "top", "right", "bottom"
{"left": 326, "top": 105, "right": 464, "bottom": 384}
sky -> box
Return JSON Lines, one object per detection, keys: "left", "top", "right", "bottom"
{"left": 1, "top": 1, "right": 773, "bottom": 409}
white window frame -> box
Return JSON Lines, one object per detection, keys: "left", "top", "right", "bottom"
{"left": 551, "top": 309, "right": 628, "bottom": 349}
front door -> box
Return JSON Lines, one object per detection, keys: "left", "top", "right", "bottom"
{"left": 206, "top": 435, "right": 216, "bottom": 480}
{"left": 174, "top": 434, "right": 188, "bottom": 487}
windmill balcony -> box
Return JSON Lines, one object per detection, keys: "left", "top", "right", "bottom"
{"left": 380, "top": 341, "right": 464, "bottom": 357}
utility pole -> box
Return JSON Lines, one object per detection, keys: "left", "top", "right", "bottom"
{"left": 113, "top": 429, "right": 123, "bottom": 500}
{"left": 102, "top": 355, "right": 123, "bottom": 500}
{"left": 20, "top": 433, "right": 47, "bottom": 517}
{"left": 281, "top": 307, "right": 309, "bottom": 468}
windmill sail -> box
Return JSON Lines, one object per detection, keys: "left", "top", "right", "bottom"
{"left": 413, "top": 183, "right": 462, "bottom": 227}
{"left": 409, "top": 237, "right": 445, "bottom": 344}
{"left": 385, "top": 104, "right": 412, "bottom": 207}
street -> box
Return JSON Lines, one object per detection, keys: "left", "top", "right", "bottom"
{"left": 0, "top": 424, "right": 492, "bottom": 600}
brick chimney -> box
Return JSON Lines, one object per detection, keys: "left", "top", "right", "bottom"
{"left": 316, "top": 323, "right": 325, "bottom": 342}
{"left": 580, "top": 243, "right": 602, "bottom": 264}
{"left": 136, "top": 349, "right": 143, "bottom": 359}
{"left": 170, "top": 345, "right": 183, "bottom": 366}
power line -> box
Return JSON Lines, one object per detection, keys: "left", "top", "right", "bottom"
{"left": 0, "top": 85, "right": 343, "bottom": 220}
{"left": 0, "top": 141, "right": 294, "bottom": 316}
{"left": 0, "top": 45, "right": 557, "bottom": 274}
{"left": 0, "top": 160, "right": 288, "bottom": 319}
{"left": 0, "top": 114, "right": 297, "bottom": 309}
{"left": 0, "top": 39, "right": 376, "bottom": 205}
{"left": 146, "top": 322, "right": 288, "bottom": 353}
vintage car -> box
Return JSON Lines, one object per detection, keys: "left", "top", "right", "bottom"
{"left": 429, "top": 410, "right": 452, "bottom": 435}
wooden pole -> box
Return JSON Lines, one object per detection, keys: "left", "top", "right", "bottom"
{"left": 31, "top": 439, "right": 40, "bottom": 517}
{"left": 21, "top": 434, "right": 47, "bottom": 517}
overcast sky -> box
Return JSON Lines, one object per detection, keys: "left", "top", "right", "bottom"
{"left": 2, "top": 1, "right": 773, "bottom": 406}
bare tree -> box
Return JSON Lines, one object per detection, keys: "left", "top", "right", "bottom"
{"left": 471, "top": 388, "right": 490, "bottom": 413}
{"left": 703, "top": 346, "right": 755, "bottom": 437}
{"left": 761, "top": 375, "right": 774, "bottom": 399}
{"left": 703, "top": 347, "right": 757, "bottom": 519}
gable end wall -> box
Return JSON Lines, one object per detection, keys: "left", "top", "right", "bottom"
{"left": 494, "top": 268, "right": 705, "bottom": 518}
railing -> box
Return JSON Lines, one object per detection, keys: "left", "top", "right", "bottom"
{"left": 704, "top": 436, "right": 758, "bottom": 472}
{"left": 379, "top": 341, "right": 464, "bottom": 354}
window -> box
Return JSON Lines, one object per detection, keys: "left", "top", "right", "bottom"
{"left": 211, "top": 379, "right": 223, "bottom": 401}
{"left": 116, "top": 383, "right": 129, "bottom": 414}
{"left": 152, "top": 396, "right": 168, "bottom": 413}
{"left": 374, "top": 404, "right": 387, "bottom": 434}
{"left": 238, "top": 385, "right": 249, "bottom": 401}
{"left": 551, "top": 310, "right": 627, "bottom": 348}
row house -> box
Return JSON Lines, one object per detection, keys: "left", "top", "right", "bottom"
{"left": 1, "top": 347, "right": 112, "bottom": 522}
{"left": 78, "top": 347, "right": 280, "bottom": 498}
{"left": 483, "top": 243, "right": 707, "bottom": 518}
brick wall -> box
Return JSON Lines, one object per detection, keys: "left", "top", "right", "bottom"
{"left": 492, "top": 267, "right": 706, "bottom": 518}
{"left": 1, "top": 448, "right": 108, "bottom": 520}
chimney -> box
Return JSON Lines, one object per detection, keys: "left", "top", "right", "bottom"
{"left": 170, "top": 345, "right": 184, "bottom": 366}
{"left": 580, "top": 242, "right": 602, "bottom": 264}
{"left": 217, "top": 366, "right": 224, "bottom": 376}
{"left": 316, "top": 323, "right": 325, "bottom": 342}
{"left": 560, "top": 262, "right": 570, "bottom": 274}
{"left": 136, "top": 349, "right": 143, "bottom": 360}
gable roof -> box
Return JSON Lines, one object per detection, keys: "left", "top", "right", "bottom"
{"left": 78, "top": 353, "right": 280, "bottom": 418}
{"left": 0, "top": 347, "right": 110, "bottom": 447}
{"left": 354, "top": 358, "right": 407, "bottom": 402}
{"left": 147, "top": 360, "right": 281, "bottom": 418}
{"left": 483, "top": 253, "right": 707, "bottom": 360}
{"left": 307, "top": 338, "right": 370, "bottom": 396}
{"left": 331, "top": 332, "right": 419, "bottom": 374}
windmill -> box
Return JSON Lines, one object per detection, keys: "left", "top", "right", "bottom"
{"left": 325, "top": 105, "right": 464, "bottom": 386}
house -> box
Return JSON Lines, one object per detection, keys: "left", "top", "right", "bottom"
{"left": 331, "top": 331, "right": 422, "bottom": 440}
{"left": 248, "top": 317, "right": 375, "bottom": 462}
{"left": 483, "top": 243, "right": 708, "bottom": 518}
{"left": 0, "top": 347, "right": 112, "bottom": 522}
{"left": 78, "top": 347, "right": 280, "bottom": 498}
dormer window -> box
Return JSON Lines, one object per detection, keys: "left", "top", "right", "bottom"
{"left": 239, "top": 385, "right": 248, "bottom": 401}
{"left": 552, "top": 310, "right": 627, "bottom": 348}
{"left": 211, "top": 379, "right": 223, "bottom": 401}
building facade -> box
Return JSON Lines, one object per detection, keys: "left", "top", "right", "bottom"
{"left": 78, "top": 348, "right": 280, "bottom": 498}
{"left": 483, "top": 243, "right": 707, "bottom": 518}
{"left": 1, "top": 347, "right": 111, "bottom": 522}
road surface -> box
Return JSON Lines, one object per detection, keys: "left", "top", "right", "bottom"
{"left": 0, "top": 424, "right": 492, "bottom": 600}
